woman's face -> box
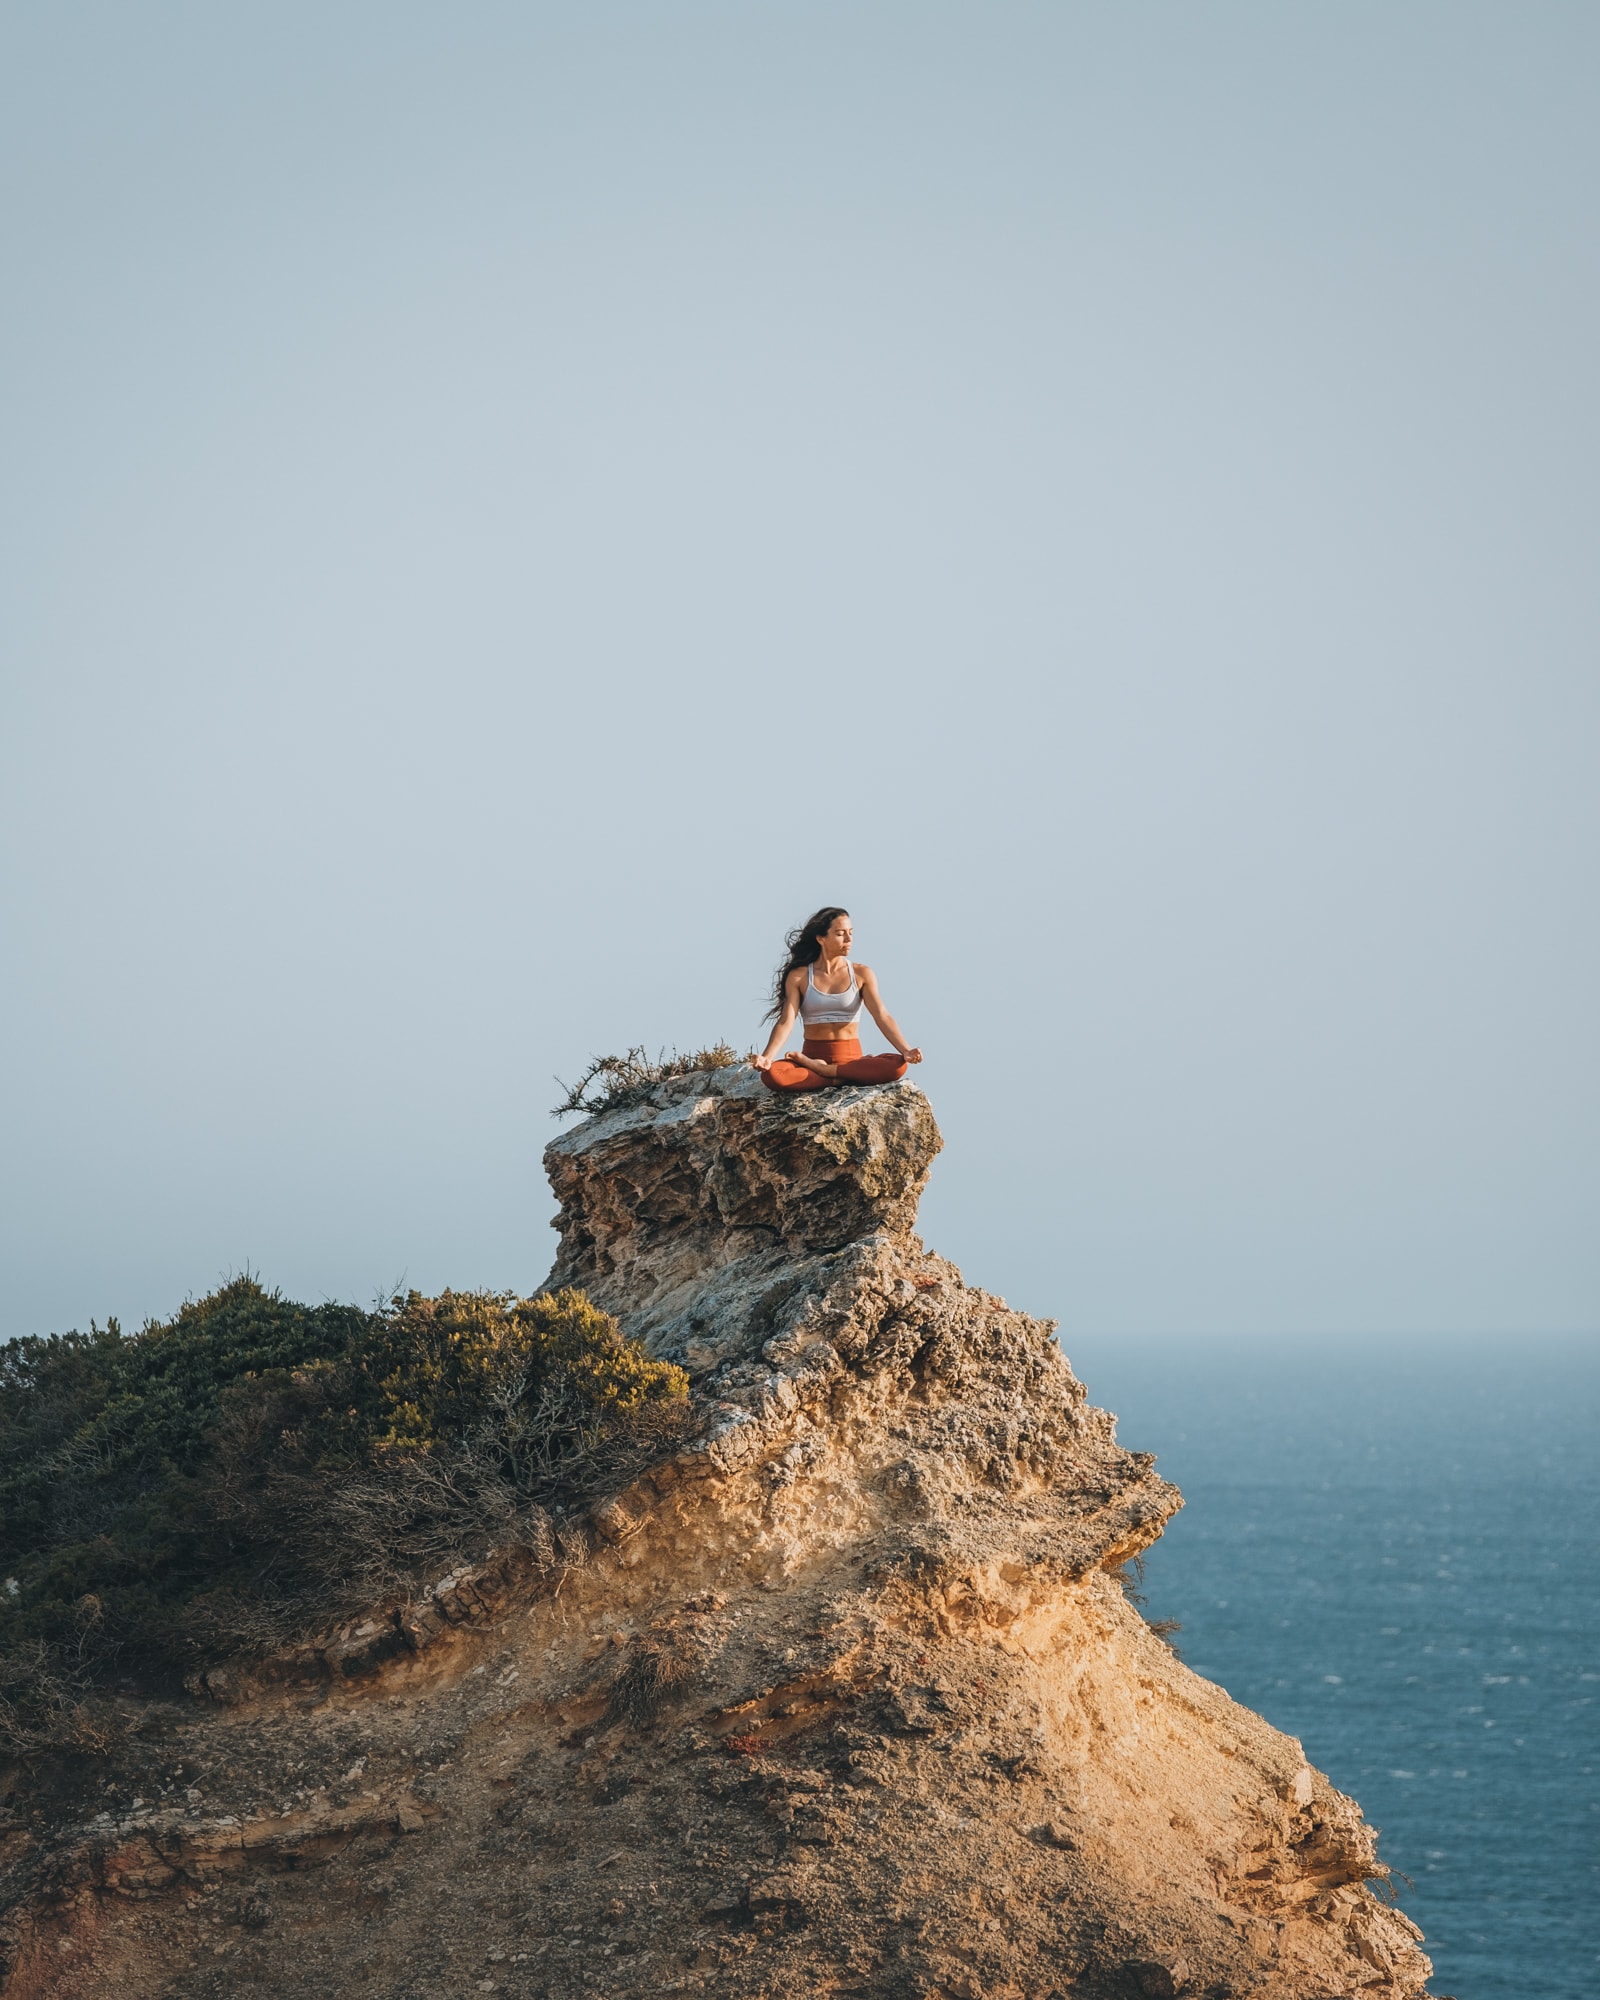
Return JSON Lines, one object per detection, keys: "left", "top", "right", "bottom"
{"left": 819, "top": 914, "right": 852, "bottom": 956}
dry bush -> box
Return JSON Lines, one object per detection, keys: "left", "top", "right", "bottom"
{"left": 552, "top": 1043, "right": 743, "bottom": 1119}
{"left": 0, "top": 1617, "right": 118, "bottom": 1757}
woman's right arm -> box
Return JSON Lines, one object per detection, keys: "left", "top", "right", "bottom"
{"left": 752, "top": 967, "right": 804, "bottom": 1071}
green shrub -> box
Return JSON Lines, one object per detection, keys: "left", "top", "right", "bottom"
{"left": 0, "top": 1279, "right": 369, "bottom": 1533}
{"left": 0, "top": 1279, "right": 689, "bottom": 1746}
{"left": 366, "top": 1286, "right": 687, "bottom": 1451}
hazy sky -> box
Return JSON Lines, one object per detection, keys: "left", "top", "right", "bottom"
{"left": 3, "top": 3, "right": 1596, "bottom": 1342}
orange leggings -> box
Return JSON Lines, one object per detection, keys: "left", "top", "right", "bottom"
{"left": 761, "top": 1039, "right": 909, "bottom": 1092}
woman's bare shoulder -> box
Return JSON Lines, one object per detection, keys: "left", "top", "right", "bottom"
{"left": 853, "top": 960, "right": 878, "bottom": 984}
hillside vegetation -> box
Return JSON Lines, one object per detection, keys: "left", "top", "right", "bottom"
{"left": 0, "top": 1279, "right": 688, "bottom": 1751}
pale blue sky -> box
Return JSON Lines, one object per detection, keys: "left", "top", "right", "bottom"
{"left": 3, "top": 3, "right": 1596, "bottom": 1339}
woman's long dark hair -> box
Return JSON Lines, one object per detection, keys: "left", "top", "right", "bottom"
{"left": 766, "top": 906, "right": 850, "bottom": 1019}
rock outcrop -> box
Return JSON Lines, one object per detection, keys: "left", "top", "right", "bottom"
{"left": 0, "top": 1071, "right": 1439, "bottom": 2000}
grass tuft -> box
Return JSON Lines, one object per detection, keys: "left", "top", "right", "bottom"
{"left": 608, "top": 1634, "right": 701, "bottom": 1727}
{"left": 1111, "top": 1556, "right": 1183, "bottom": 1654}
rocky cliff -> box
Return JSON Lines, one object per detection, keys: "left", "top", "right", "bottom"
{"left": 0, "top": 1072, "right": 1438, "bottom": 2000}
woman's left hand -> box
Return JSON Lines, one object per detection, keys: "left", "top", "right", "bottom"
{"left": 902, "top": 1048, "right": 923, "bottom": 1064}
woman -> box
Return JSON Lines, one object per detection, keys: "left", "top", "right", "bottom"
{"left": 752, "top": 906, "right": 923, "bottom": 1092}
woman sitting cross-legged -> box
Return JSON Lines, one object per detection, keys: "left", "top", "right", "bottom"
{"left": 752, "top": 906, "right": 923, "bottom": 1092}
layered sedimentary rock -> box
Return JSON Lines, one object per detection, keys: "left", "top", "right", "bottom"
{"left": 0, "top": 1072, "right": 1438, "bottom": 2000}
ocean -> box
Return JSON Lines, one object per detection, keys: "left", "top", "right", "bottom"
{"left": 1063, "top": 1333, "right": 1599, "bottom": 2000}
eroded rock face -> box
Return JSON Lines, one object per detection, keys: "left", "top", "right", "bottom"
{"left": 548, "top": 1066, "right": 942, "bottom": 1260}
{"left": 0, "top": 1076, "right": 1436, "bottom": 2000}
{"left": 544, "top": 1066, "right": 943, "bottom": 1362}
{"left": 546, "top": 1071, "right": 1178, "bottom": 1582}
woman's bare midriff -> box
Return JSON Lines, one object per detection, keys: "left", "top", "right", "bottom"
{"left": 798, "top": 1026, "right": 860, "bottom": 1043}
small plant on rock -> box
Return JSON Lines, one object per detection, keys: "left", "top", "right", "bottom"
{"left": 1112, "top": 1556, "right": 1182, "bottom": 1653}
{"left": 551, "top": 1043, "right": 744, "bottom": 1119}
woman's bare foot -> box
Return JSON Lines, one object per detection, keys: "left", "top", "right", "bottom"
{"left": 790, "top": 1052, "right": 838, "bottom": 1078}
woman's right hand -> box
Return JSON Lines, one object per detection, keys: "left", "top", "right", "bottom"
{"left": 751, "top": 1052, "right": 774, "bottom": 1072}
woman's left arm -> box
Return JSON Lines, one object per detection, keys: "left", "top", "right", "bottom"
{"left": 856, "top": 964, "right": 922, "bottom": 1064}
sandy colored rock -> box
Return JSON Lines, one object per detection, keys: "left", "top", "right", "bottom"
{"left": 0, "top": 1072, "right": 1434, "bottom": 1999}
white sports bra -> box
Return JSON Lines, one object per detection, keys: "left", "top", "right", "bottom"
{"left": 800, "top": 962, "right": 864, "bottom": 1026}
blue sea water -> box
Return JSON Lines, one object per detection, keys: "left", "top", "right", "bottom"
{"left": 1064, "top": 1334, "right": 1599, "bottom": 2000}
